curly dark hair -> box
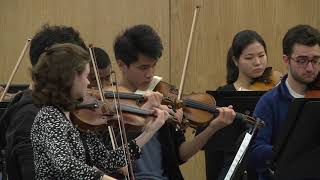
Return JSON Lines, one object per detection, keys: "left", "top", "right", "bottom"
{"left": 29, "top": 24, "right": 87, "bottom": 66}
{"left": 113, "top": 24, "right": 163, "bottom": 66}
{"left": 226, "top": 30, "right": 267, "bottom": 84}
{"left": 93, "top": 47, "right": 111, "bottom": 69}
{"left": 32, "top": 43, "right": 89, "bottom": 111}
{"left": 283, "top": 24, "right": 320, "bottom": 57}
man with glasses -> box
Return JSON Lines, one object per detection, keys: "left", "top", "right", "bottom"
{"left": 250, "top": 24, "right": 320, "bottom": 180}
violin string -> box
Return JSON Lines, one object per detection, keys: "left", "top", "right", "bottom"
{"left": 183, "top": 98, "right": 217, "bottom": 113}
{"left": 184, "top": 99, "right": 261, "bottom": 126}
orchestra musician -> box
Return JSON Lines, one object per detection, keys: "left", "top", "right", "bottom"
{"left": 0, "top": 24, "right": 88, "bottom": 180}
{"left": 113, "top": 24, "right": 236, "bottom": 180}
{"left": 203, "top": 30, "right": 280, "bottom": 180}
{"left": 250, "top": 24, "right": 320, "bottom": 180}
{"left": 30, "top": 43, "right": 170, "bottom": 180}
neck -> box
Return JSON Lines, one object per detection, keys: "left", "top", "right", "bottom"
{"left": 287, "top": 74, "right": 307, "bottom": 95}
{"left": 234, "top": 73, "right": 252, "bottom": 90}
{"left": 119, "top": 76, "right": 137, "bottom": 92}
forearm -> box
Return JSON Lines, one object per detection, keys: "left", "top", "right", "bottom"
{"left": 179, "top": 125, "right": 220, "bottom": 162}
{"left": 135, "top": 130, "right": 155, "bottom": 148}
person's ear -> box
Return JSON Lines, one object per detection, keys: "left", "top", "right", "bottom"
{"left": 117, "top": 60, "right": 128, "bottom": 72}
{"left": 283, "top": 55, "right": 290, "bottom": 65}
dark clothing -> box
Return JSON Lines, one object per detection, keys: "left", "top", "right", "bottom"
{"left": 0, "top": 90, "right": 38, "bottom": 180}
{"left": 158, "top": 123, "right": 186, "bottom": 180}
{"left": 31, "top": 106, "right": 141, "bottom": 180}
{"left": 129, "top": 123, "right": 186, "bottom": 180}
{"left": 201, "top": 84, "right": 247, "bottom": 180}
{"left": 134, "top": 132, "right": 167, "bottom": 179}
{"left": 216, "top": 84, "right": 237, "bottom": 91}
{"left": 250, "top": 75, "right": 293, "bottom": 179}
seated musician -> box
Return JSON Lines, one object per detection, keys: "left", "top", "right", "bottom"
{"left": 1, "top": 23, "right": 173, "bottom": 179}
{"left": 30, "top": 43, "right": 172, "bottom": 179}
{"left": 113, "top": 24, "right": 237, "bottom": 180}
{"left": 203, "top": 30, "right": 280, "bottom": 180}
{"left": 250, "top": 24, "right": 320, "bottom": 179}
{"left": 0, "top": 24, "right": 89, "bottom": 180}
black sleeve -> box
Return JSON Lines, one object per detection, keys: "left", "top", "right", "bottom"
{"left": 10, "top": 107, "right": 37, "bottom": 179}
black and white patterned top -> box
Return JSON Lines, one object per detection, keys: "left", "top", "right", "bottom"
{"left": 31, "top": 106, "right": 141, "bottom": 180}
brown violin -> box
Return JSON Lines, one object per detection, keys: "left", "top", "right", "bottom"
{"left": 70, "top": 89, "right": 156, "bottom": 133}
{"left": 305, "top": 73, "right": 320, "bottom": 98}
{"left": 249, "top": 67, "right": 282, "bottom": 91}
{"left": 0, "top": 86, "right": 17, "bottom": 102}
{"left": 103, "top": 81, "right": 265, "bottom": 129}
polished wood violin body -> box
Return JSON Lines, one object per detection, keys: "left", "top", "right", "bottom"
{"left": 249, "top": 67, "right": 282, "bottom": 91}
{"left": 103, "top": 81, "right": 265, "bottom": 129}
{"left": 70, "top": 88, "right": 156, "bottom": 133}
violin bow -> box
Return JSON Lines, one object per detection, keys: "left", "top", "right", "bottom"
{"left": 88, "top": 45, "right": 119, "bottom": 147}
{"left": 0, "top": 39, "right": 31, "bottom": 102}
{"left": 88, "top": 45, "right": 133, "bottom": 180}
{"left": 109, "top": 67, "right": 135, "bottom": 180}
{"left": 177, "top": 6, "right": 200, "bottom": 100}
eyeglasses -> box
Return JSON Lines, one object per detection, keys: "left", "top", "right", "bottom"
{"left": 289, "top": 56, "right": 320, "bottom": 68}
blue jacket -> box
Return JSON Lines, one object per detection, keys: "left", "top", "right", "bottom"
{"left": 250, "top": 75, "right": 294, "bottom": 178}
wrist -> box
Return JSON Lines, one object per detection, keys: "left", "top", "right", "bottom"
{"left": 135, "top": 130, "right": 154, "bottom": 147}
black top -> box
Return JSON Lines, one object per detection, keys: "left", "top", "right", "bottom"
{"left": 201, "top": 84, "right": 248, "bottom": 180}
{"left": 159, "top": 123, "right": 186, "bottom": 180}
{"left": 216, "top": 84, "right": 237, "bottom": 91}
{"left": 0, "top": 90, "right": 37, "bottom": 180}
{"left": 31, "top": 105, "right": 141, "bottom": 180}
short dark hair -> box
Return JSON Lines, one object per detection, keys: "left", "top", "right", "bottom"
{"left": 226, "top": 30, "right": 267, "bottom": 84}
{"left": 283, "top": 24, "right": 320, "bottom": 56}
{"left": 32, "top": 43, "right": 89, "bottom": 111}
{"left": 93, "top": 47, "right": 111, "bottom": 69}
{"left": 113, "top": 24, "right": 163, "bottom": 66}
{"left": 29, "top": 24, "right": 87, "bottom": 66}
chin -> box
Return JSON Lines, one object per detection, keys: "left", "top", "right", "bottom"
{"left": 137, "top": 84, "right": 149, "bottom": 91}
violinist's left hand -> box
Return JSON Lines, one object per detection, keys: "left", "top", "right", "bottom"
{"left": 142, "top": 91, "right": 163, "bottom": 110}
{"left": 159, "top": 105, "right": 183, "bottom": 123}
{"left": 117, "top": 166, "right": 128, "bottom": 176}
{"left": 208, "top": 105, "right": 235, "bottom": 130}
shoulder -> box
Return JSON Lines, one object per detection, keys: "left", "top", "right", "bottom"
{"left": 33, "top": 106, "right": 65, "bottom": 126}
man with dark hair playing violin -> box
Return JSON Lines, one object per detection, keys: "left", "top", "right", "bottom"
{"left": 250, "top": 24, "right": 320, "bottom": 180}
{"left": 113, "top": 24, "right": 236, "bottom": 180}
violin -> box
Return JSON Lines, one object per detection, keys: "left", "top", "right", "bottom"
{"left": 103, "top": 81, "right": 265, "bottom": 129}
{"left": 155, "top": 81, "right": 265, "bottom": 128}
{"left": 249, "top": 67, "right": 282, "bottom": 91}
{"left": 0, "top": 86, "right": 17, "bottom": 101}
{"left": 305, "top": 73, "right": 320, "bottom": 97}
{"left": 70, "top": 89, "right": 157, "bottom": 133}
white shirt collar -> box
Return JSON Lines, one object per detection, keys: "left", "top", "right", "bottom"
{"left": 285, "top": 78, "right": 304, "bottom": 98}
